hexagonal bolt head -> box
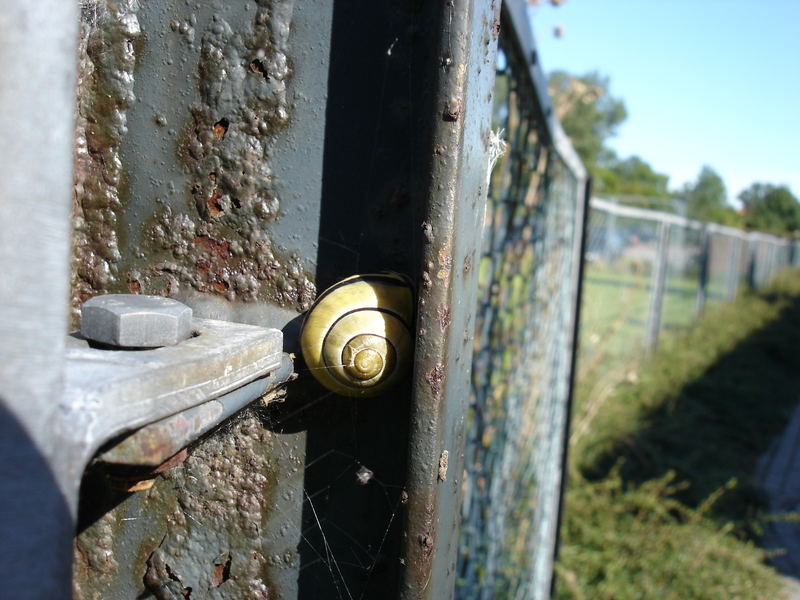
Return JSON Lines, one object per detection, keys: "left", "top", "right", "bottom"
{"left": 80, "top": 294, "right": 193, "bottom": 348}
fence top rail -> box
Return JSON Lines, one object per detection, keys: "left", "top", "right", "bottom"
{"left": 590, "top": 197, "right": 702, "bottom": 230}
{"left": 591, "top": 197, "right": 797, "bottom": 247}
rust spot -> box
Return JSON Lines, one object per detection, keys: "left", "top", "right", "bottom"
{"left": 153, "top": 448, "right": 189, "bottom": 474}
{"left": 421, "top": 271, "right": 432, "bottom": 290}
{"left": 425, "top": 364, "right": 445, "bottom": 396}
{"left": 105, "top": 448, "right": 189, "bottom": 493}
{"left": 212, "top": 280, "right": 229, "bottom": 293}
{"left": 418, "top": 533, "right": 434, "bottom": 555}
{"left": 196, "top": 257, "right": 212, "bottom": 276}
{"left": 213, "top": 118, "right": 229, "bottom": 140}
{"left": 211, "top": 553, "right": 232, "bottom": 589}
{"left": 437, "top": 247, "right": 452, "bottom": 280}
{"left": 107, "top": 476, "right": 155, "bottom": 493}
{"left": 437, "top": 305, "right": 450, "bottom": 331}
{"left": 492, "top": 12, "right": 501, "bottom": 38}
{"left": 193, "top": 235, "right": 230, "bottom": 259}
{"left": 207, "top": 192, "right": 224, "bottom": 217}
{"left": 129, "top": 278, "right": 142, "bottom": 294}
{"left": 249, "top": 59, "right": 269, "bottom": 80}
{"left": 443, "top": 97, "right": 462, "bottom": 122}
{"left": 163, "top": 562, "right": 192, "bottom": 598}
{"left": 204, "top": 173, "right": 224, "bottom": 217}
{"left": 438, "top": 450, "right": 449, "bottom": 482}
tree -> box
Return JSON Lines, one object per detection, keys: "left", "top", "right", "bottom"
{"left": 739, "top": 183, "right": 800, "bottom": 234}
{"left": 548, "top": 71, "right": 627, "bottom": 170}
{"left": 593, "top": 154, "right": 671, "bottom": 201}
{"left": 685, "top": 166, "right": 726, "bottom": 221}
{"left": 677, "top": 166, "right": 742, "bottom": 226}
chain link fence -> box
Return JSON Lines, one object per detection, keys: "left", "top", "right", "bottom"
{"left": 453, "top": 3, "right": 799, "bottom": 599}
{"left": 577, "top": 197, "right": 800, "bottom": 413}
{"left": 456, "top": 6, "right": 587, "bottom": 598}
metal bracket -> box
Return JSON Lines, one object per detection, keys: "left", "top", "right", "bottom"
{"left": 57, "top": 318, "right": 291, "bottom": 504}
{"left": 97, "top": 354, "right": 294, "bottom": 469}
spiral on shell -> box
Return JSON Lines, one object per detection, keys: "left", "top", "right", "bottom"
{"left": 299, "top": 273, "right": 414, "bottom": 397}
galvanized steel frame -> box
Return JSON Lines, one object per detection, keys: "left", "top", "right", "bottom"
{"left": 0, "top": 2, "right": 81, "bottom": 597}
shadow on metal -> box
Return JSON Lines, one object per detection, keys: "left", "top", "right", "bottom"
{"left": 0, "top": 402, "right": 73, "bottom": 597}
{"left": 290, "top": 2, "right": 438, "bottom": 598}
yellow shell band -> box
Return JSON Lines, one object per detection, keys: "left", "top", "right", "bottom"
{"left": 299, "top": 273, "right": 414, "bottom": 397}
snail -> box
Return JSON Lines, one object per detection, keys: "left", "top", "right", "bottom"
{"left": 299, "top": 273, "right": 415, "bottom": 397}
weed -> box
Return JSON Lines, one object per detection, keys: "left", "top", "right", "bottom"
{"left": 556, "top": 270, "right": 800, "bottom": 599}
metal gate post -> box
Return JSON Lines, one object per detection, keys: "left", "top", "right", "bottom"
{"left": 645, "top": 221, "right": 671, "bottom": 351}
{"left": 400, "top": 1, "right": 500, "bottom": 598}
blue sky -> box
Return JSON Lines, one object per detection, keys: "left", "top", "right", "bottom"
{"left": 528, "top": 0, "right": 800, "bottom": 205}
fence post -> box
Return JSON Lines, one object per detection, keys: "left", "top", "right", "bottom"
{"left": 695, "top": 224, "right": 710, "bottom": 315}
{"left": 726, "top": 236, "right": 742, "bottom": 300}
{"left": 746, "top": 237, "right": 757, "bottom": 290}
{"left": 645, "top": 220, "right": 670, "bottom": 352}
{"left": 774, "top": 242, "right": 780, "bottom": 277}
{"left": 605, "top": 196, "right": 618, "bottom": 255}
{"left": 765, "top": 241, "right": 773, "bottom": 284}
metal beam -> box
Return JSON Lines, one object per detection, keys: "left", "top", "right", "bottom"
{"left": 0, "top": 1, "right": 80, "bottom": 598}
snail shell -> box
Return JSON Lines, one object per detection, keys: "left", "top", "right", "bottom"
{"left": 299, "top": 273, "right": 415, "bottom": 397}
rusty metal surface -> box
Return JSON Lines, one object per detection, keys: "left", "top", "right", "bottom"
{"left": 2, "top": 0, "right": 590, "bottom": 598}
{"left": 70, "top": 0, "right": 444, "bottom": 598}
{"left": 98, "top": 354, "right": 295, "bottom": 468}
{"left": 69, "top": 2, "right": 326, "bottom": 598}
{"left": 399, "top": 1, "right": 500, "bottom": 599}
{"left": 74, "top": 408, "right": 306, "bottom": 600}
{"left": 70, "top": 0, "right": 324, "bottom": 331}
{"left": 62, "top": 318, "right": 283, "bottom": 493}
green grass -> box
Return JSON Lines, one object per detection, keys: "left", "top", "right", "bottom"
{"left": 574, "top": 264, "right": 701, "bottom": 444}
{"left": 556, "top": 269, "right": 800, "bottom": 600}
